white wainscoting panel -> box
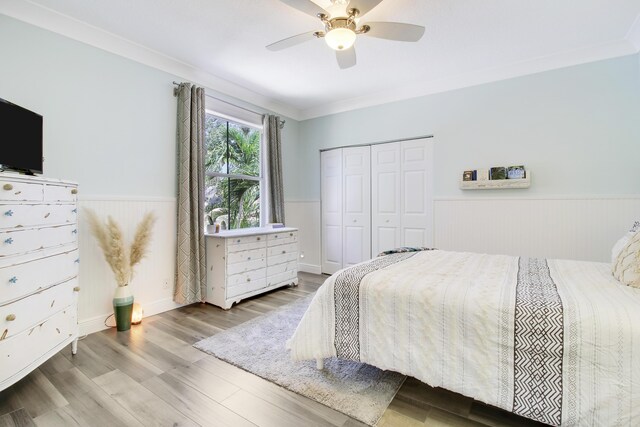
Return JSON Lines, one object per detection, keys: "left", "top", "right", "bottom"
{"left": 434, "top": 197, "right": 640, "bottom": 262}
{"left": 78, "top": 196, "right": 181, "bottom": 335}
{"left": 285, "top": 200, "right": 321, "bottom": 274}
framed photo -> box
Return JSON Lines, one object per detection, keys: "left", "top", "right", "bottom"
{"left": 507, "top": 165, "right": 526, "bottom": 179}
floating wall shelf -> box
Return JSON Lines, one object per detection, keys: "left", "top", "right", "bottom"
{"left": 460, "top": 171, "right": 531, "bottom": 190}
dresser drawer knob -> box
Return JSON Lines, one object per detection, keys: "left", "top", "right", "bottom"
{"left": 247, "top": 257, "right": 251, "bottom": 260}
{"left": 2, "top": 184, "right": 13, "bottom": 191}
{"left": 257, "top": 237, "right": 261, "bottom": 241}
{"left": 72, "top": 208, "right": 77, "bottom": 214}
{"left": 5, "top": 314, "right": 15, "bottom": 322}
{"left": 275, "top": 235, "right": 278, "bottom": 238}
{"left": 8, "top": 276, "right": 17, "bottom": 284}
{"left": 74, "top": 258, "right": 80, "bottom": 264}
{"left": 71, "top": 188, "right": 78, "bottom": 195}
{"left": 236, "top": 239, "right": 241, "bottom": 243}
{"left": 4, "top": 238, "right": 13, "bottom": 245}
{"left": 4, "top": 210, "right": 13, "bottom": 217}
{"left": 290, "top": 233, "right": 293, "bottom": 236}
{"left": 72, "top": 229, "right": 78, "bottom": 234}
{"left": 246, "top": 277, "right": 251, "bottom": 282}
{"left": 73, "top": 286, "right": 81, "bottom": 292}
{"left": 282, "top": 250, "right": 286, "bottom": 254}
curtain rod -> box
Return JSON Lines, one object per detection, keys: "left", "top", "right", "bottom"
{"left": 172, "top": 81, "right": 285, "bottom": 128}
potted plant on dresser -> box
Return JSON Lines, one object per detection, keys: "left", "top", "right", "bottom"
{"left": 85, "top": 210, "right": 156, "bottom": 331}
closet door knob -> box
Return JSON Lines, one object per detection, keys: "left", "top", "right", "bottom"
{"left": 3, "top": 184, "right": 13, "bottom": 191}
{"left": 4, "top": 210, "right": 13, "bottom": 217}
{"left": 71, "top": 188, "right": 78, "bottom": 195}
{"left": 5, "top": 314, "right": 15, "bottom": 321}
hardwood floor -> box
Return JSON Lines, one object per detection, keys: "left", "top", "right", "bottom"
{"left": 0, "top": 272, "right": 545, "bottom": 427}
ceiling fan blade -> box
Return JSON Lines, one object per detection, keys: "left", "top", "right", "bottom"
{"left": 347, "top": 0, "right": 384, "bottom": 17}
{"left": 363, "top": 22, "right": 425, "bottom": 42}
{"left": 278, "top": 0, "right": 327, "bottom": 18}
{"left": 336, "top": 48, "right": 356, "bottom": 69}
{"left": 267, "top": 31, "right": 318, "bottom": 51}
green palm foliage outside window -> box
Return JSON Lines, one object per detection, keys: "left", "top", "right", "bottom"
{"left": 204, "top": 115, "right": 261, "bottom": 230}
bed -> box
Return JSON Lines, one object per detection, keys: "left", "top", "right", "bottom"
{"left": 288, "top": 249, "right": 640, "bottom": 426}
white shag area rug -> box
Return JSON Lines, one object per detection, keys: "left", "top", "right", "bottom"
{"left": 193, "top": 294, "right": 406, "bottom": 426}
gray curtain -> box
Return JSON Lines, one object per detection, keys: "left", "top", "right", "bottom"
{"left": 265, "top": 115, "right": 285, "bottom": 224}
{"left": 174, "top": 83, "right": 206, "bottom": 304}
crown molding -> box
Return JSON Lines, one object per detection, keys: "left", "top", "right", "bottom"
{"left": 0, "top": 0, "right": 303, "bottom": 120}
{"left": 298, "top": 38, "right": 639, "bottom": 120}
{"left": 627, "top": 14, "right": 640, "bottom": 51}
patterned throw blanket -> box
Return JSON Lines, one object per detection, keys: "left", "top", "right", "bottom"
{"left": 333, "top": 254, "right": 563, "bottom": 425}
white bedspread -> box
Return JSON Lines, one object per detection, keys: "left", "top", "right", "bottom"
{"left": 288, "top": 250, "right": 640, "bottom": 426}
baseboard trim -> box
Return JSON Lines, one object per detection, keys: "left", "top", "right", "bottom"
{"left": 79, "top": 297, "right": 185, "bottom": 336}
{"left": 298, "top": 263, "right": 322, "bottom": 274}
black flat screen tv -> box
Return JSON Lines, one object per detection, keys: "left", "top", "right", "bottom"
{"left": 0, "top": 98, "right": 43, "bottom": 174}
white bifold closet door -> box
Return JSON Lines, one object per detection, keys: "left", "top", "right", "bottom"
{"left": 321, "top": 146, "right": 371, "bottom": 274}
{"left": 321, "top": 149, "right": 343, "bottom": 274}
{"left": 371, "top": 138, "right": 433, "bottom": 256}
{"left": 342, "top": 146, "right": 371, "bottom": 268}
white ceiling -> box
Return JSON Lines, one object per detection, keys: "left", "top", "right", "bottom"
{"left": 6, "top": 0, "right": 640, "bottom": 119}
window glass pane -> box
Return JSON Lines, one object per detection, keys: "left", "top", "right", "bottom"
{"left": 227, "top": 122, "right": 260, "bottom": 177}
{"left": 228, "top": 179, "right": 260, "bottom": 229}
{"left": 204, "top": 176, "right": 229, "bottom": 230}
{"left": 204, "top": 115, "right": 228, "bottom": 175}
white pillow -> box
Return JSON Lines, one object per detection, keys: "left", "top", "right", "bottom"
{"left": 612, "top": 229, "right": 640, "bottom": 288}
{"left": 611, "top": 221, "right": 640, "bottom": 264}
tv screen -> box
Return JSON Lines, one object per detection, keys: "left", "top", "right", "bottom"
{"left": 0, "top": 98, "right": 43, "bottom": 174}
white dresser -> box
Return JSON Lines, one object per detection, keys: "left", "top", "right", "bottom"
{"left": 205, "top": 227, "right": 299, "bottom": 309}
{"left": 0, "top": 173, "right": 79, "bottom": 392}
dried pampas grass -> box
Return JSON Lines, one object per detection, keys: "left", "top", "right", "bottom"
{"left": 85, "top": 209, "right": 157, "bottom": 287}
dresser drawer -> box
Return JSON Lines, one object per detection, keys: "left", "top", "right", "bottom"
{"left": 227, "top": 278, "right": 266, "bottom": 299}
{"left": 227, "top": 247, "right": 266, "bottom": 264}
{"left": 44, "top": 185, "right": 77, "bottom": 202}
{"left": 227, "top": 234, "right": 266, "bottom": 246}
{"left": 0, "top": 204, "right": 76, "bottom": 230}
{"left": 0, "top": 249, "right": 78, "bottom": 304}
{"left": 267, "top": 260, "right": 298, "bottom": 277}
{"left": 227, "top": 258, "right": 266, "bottom": 275}
{"left": 266, "top": 270, "right": 297, "bottom": 288}
{"left": 0, "top": 278, "right": 77, "bottom": 340}
{"left": 267, "top": 242, "right": 298, "bottom": 257}
{"left": 227, "top": 240, "right": 266, "bottom": 254}
{"left": 227, "top": 268, "right": 266, "bottom": 287}
{"left": 267, "top": 231, "right": 297, "bottom": 246}
{"left": 267, "top": 251, "right": 298, "bottom": 266}
{"left": 0, "top": 306, "right": 76, "bottom": 385}
{"left": 0, "top": 224, "right": 77, "bottom": 257}
{"left": 0, "top": 180, "right": 43, "bottom": 202}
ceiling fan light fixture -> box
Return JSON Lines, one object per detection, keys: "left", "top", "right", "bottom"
{"left": 324, "top": 28, "right": 356, "bottom": 50}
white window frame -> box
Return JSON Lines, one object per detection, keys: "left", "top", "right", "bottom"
{"left": 205, "top": 109, "right": 266, "bottom": 229}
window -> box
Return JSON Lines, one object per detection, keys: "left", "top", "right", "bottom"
{"left": 204, "top": 114, "right": 263, "bottom": 230}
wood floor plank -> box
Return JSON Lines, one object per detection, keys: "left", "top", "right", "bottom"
{"left": 164, "top": 363, "right": 239, "bottom": 402}
{"left": 0, "top": 409, "right": 36, "bottom": 427}
{"left": 60, "top": 339, "right": 116, "bottom": 380}
{"left": 221, "top": 389, "right": 314, "bottom": 427}
{"left": 134, "top": 321, "right": 207, "bottom": 364}
{"left": 142, "top": 373, "right": 255, "bottom": 427}
{"left": 3, "top": 369, "right": 68, "bottom": 418}
{"left": 93, "top": 370, "right": 198, "bottom": 427}
{"left": 43, "top": 367, "right": 143, "bottom": 427}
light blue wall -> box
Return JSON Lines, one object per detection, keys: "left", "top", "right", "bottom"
{"left": 0, "top": 15, "right": 298, "bottom": 198}
{"left": 294, "top": 54, "right": 640, "bottom": 200}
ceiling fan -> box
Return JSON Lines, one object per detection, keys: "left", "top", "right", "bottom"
{"left": 267, "top": 0, "right": 425, "bottom": 69}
